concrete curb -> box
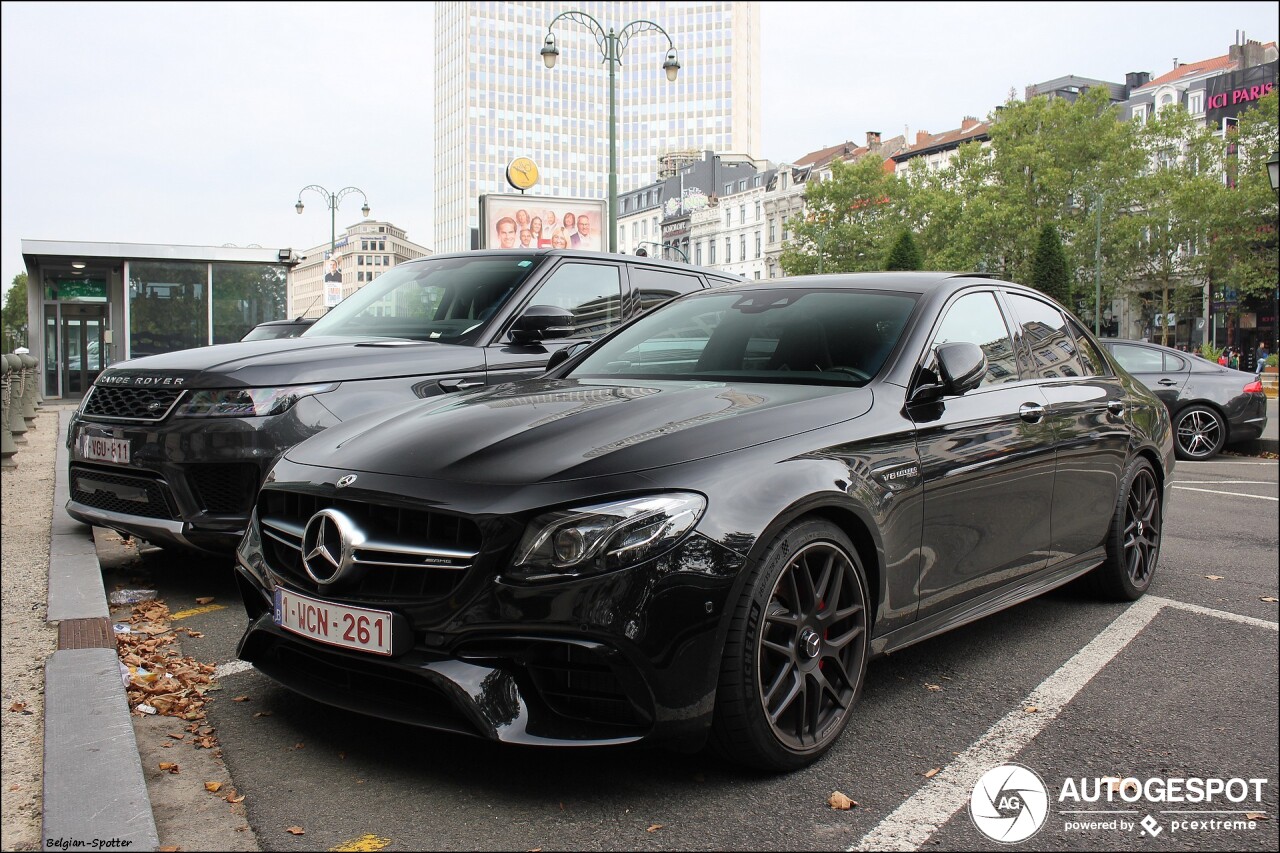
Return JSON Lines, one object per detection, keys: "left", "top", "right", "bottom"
{"left": 41, "top": 409, "right": 159, "bottom": 850}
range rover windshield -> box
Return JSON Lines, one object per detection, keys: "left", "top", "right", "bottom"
{"left": 571, "top": 288, "right": 918, "bottom": 386}
{"left": 302, "top": 255, "right": 540, "bottom": 344}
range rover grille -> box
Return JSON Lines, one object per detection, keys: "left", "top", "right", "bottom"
{"left": 81, "top": 386, "right": 185, "bottom": 422}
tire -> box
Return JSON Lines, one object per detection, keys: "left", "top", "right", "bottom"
{"left": 710, "top": 519, "right": 870, "bottom": 771}
{"left": 1086, "top": 457, "right": 1162, "bottom": 601}
{"left": 1173, "top": 405, "right": 1226, "bottom": 461}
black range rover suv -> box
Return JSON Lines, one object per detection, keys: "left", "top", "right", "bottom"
{"left": 67, "top": 250, "right": 740, "bottom": 553}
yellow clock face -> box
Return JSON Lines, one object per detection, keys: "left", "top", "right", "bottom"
{"left": 506, "top": 157, "right": 539, "bottom": 190}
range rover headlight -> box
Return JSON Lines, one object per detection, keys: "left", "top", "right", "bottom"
{"left": 176, "top": 383, "right": 338, "bottom": 418}
{"left": 512, "top": 493, "right": 706, "bottom": 578}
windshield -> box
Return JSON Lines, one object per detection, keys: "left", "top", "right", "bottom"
{"left": 570, "top": 288, "right": 917, "bottom": 386}
{"left": 303, "top": 254, "right": 539, "bottom": 343}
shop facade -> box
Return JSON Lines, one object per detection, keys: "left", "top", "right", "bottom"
{"left": 21, "top": 240, "right": 294, "bottom": 399}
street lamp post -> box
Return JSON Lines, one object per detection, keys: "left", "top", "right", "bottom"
{"left": 1092, "top": 191, "right": 1105, "bottom": 337}
{"left": 540, "top": 10, "right": 681, "bottom": 254}
{"left": 294, "top": 184, "right": 371, "bottom": 265}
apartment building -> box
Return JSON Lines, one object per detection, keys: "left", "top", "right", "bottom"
{"left": 289, "top": 221, "right": 431, "bottom": 319}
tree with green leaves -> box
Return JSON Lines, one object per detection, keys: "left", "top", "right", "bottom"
{"left": 1030, "top": 224, "right": 1072, "bottom": 305}
{"left": 2, "top": 272, "right": 28, "bottom": 352}
{"left": 1203, "top": 88, "right": 1279, "bottom": 306}
{"left": 1112, "top": 102, "right": 1227, "bottom": 346}
{"left": 779, "top": 155, "right": 910, "bottom": 275}
{"left": 884, "top": 228, "right": 923, "bottom": 270}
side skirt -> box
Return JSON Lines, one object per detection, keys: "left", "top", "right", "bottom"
{"left": 871, "top": 549, "right": 1106, "bottom": 657}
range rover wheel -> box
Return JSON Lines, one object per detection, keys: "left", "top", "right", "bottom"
{"left": 1088, "top": 457, "right": 1162, "bottom": 601}
{"left": 711, "top": 519, "right": 869, "bottom": 771}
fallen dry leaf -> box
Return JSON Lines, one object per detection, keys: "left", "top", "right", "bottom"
{"left": 294, "top": 742, "right": 305, "bottom": 750}
{"left": 167, "top": 733, "right": 185, "bottom": 740}
{"left": 1245, "top": 812, "right": 1268, "bottom": 820}
{"left": 227, "top": 791, "right": 246, "bottom": 804}
{"left": 8, "top": 702, "right": 26, "bottom": 713}
{"left": 286, "top": 826, "right": 306, "bottom": 835}
{"left": 925, "top": 683, "right": 942, "bottom": 692}
{"left": 253, "top": 711, "right": 272, "bottom": 717}
{"left": 158, "top": 762, "right": 180, "bottom": 774}
{"left": 829, "top": 791, "right": 857, "bottom": 810}
{"left": 924, "top": 768, "right": 940, "bottom": 779}
{"left": 195, "top": 597, "right": 216, "bottom": 605}
{"left": 1261, "top": 597, "right": 1279, "bottom": 603}
{"left": 1204, "top": 575, "right": 1224, "bottom": 581}
{"left": 646, "top": 824, "right": 663, "bottom": 833}
{"left": 204, "top": 781, "right": 222, "bottom": 793}
{"left": 1024, "top": 706, "right": 1040, "bottom": 713}
{"left": 158, "top": 847, "right": 180, "bottom": 852}
{"left": 1102, "top": 777, "right": 1139, "bottom": 796}
{"left": 232, "top": 696, "right": 250, "bottom": 703}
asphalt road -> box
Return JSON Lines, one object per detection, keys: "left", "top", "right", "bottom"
{"left": 112, "top": 453, "right": 1279, "bottom": 852}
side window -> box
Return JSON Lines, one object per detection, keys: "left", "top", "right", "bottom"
{"left": 1066, "top": 319, "right": 1111, "bottom": 377}
{"left": 1110, "top": 344, "right": 1163, "bottom": 373}
{"left": 929, "top": 292, "right": 1019, "bottom": 387}
{"left": 1163, "top": 352, "right": 1188, "bottom": 371}
{"left": 523, "top": 263, "right": 622, "bottom": 338}
{"left": 630, "top": 267, "right": 704, "bottom": 312}
{"left": 1005, "top": 293, "right": 1085, "bottom": 379}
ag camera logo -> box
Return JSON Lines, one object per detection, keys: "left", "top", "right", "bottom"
{"left": 970, "top": 763, "right": 1050, "bottom": 843}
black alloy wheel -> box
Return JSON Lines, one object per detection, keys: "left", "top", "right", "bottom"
{"left": 712, "top": 519, "right": 869, "bottom": 770}
{"left": 1088, "top": 457, "right": 1162, "bottom": 601}
{"left": 1174, "top": 405, "right": 1226, "bottom": 461}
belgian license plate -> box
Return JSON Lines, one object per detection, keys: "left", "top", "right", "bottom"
{"left": 78, "top": 433, "right": 131, "bottom": 464}
{"left": 273, "top": 588, "right": 393, "bottom": 656}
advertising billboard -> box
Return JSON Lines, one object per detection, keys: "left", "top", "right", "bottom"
{"left": 479, "top": 193, "right": 607, "bottom": 252}
{"left": 323, "top": 250, "right": 344, "bottom": 307}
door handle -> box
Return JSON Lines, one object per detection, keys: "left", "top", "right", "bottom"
{"left": 1018, "top": 403, "right": 1045, "bottom": 423}
{"left": 1157, "top": 379, "right": 1178, "bottom": 386}
{"left": 438, "top": 378, "right": 485, "bottom": 392}
{"left": 1107, "top": 400, "right": 1125, "bottom": 416}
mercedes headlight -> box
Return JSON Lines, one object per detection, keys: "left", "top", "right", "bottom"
{"left": 176, "top": 383, "right": 338, "bottom": 418}
{"left": 512, "top": 493, "right": 706, "bottom": 579}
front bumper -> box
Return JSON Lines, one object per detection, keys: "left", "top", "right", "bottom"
{"left": 65, "top": 397, "right": 338, "bottom": 552}
{"left": 233, "top": 493, "right": 747, "bottom": 748}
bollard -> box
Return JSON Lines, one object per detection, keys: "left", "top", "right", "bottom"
{"left": 1, "top": 356, "right": 16, "bottom": 467}
{"left": 5, "top": 355, "right": 28, "bottom": 442}
{"left": 18, "top": 353, "right": 38, "bottom": 427}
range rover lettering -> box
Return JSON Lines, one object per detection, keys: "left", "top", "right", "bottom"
{"left": 66, "top": 250, "right": 740, "bottom": 553}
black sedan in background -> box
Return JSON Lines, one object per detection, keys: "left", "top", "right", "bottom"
{"left": 235, "top": 272, "right": 1173, "bottom": 771}
{"left": 1101, "top": 339, "right": 1267, "bottom": 460}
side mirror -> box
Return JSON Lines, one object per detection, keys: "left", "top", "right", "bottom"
{"left": 910, "top": 341, "right": 986, "bottom": 403}
{"left": 545, "top": 340, "right": 592, "bottom": 372}
{"left": 511, "top": 305, "right": 574, "bottom": 344}
{"left": 936, "top": 341, "right": 987, "bottom": 395}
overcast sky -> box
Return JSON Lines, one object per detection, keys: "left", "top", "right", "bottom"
{"left": 2, "top": 1, "right": 1277, "bottom": 288}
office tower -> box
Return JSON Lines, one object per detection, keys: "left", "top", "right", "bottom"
{"left": 434, "top": 1, "right": 761, "bottom": 253}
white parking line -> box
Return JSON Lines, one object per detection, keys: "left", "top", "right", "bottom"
{"left": 214, "top": 659, "right": 254, "bottom": 679}
{"left": 1172, "top": 480, "right": 1278, "bottom": 485}
{"left": 1173, "top": 486, "right": 1278, "bottom": 501}
{"left": 850, "top": 596, "right": 1278, "bottom": 852}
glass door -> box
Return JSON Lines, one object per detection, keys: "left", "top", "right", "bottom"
{"left": 61, "top": 304, "right": 106, "bottom": 398}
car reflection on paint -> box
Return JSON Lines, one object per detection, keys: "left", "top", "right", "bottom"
{"left": 1101, "top": 339, "right": 1267, "bottom": 460}
{"left": 234, "top": 272, "right": 1173, "bottom": 771}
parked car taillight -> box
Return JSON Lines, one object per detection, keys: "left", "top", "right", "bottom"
{"left": 1243, "top": 379, "right": 1264, "bottom": 394}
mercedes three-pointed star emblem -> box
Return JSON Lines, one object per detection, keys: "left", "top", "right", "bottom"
{"left": 300, "top": 508, "right": 363, "bottom": 586}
